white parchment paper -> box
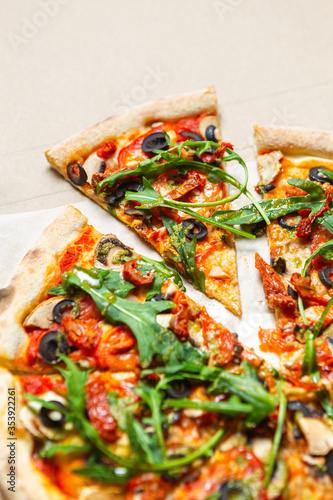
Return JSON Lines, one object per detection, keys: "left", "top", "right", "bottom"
{"left": 0, "top": 161, "right": 277, "bottom": 365}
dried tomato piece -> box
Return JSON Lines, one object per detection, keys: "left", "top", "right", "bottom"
{"left": 85, "top": 377, "right": 118, "bottom": 442}
{"left": 297, "top": 192, "right": 332, "bottom": 238}
{"left": 126, "top": 473, "right": 170, "bottom": 500}
{"left": 290, "top": 273, "right": 329, "bottom": 306}
{"left": 96, "top": 139, "right": 117, "bottom": 160}
{"left": 61, "top": 316, "right": 102, "bottom": 350}
{"left": 123, "top": 259, "right": 155, "bottom": 286}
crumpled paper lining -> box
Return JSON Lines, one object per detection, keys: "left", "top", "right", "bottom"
{"left": 0, "top": 161, "right": 278, "bottom": 366}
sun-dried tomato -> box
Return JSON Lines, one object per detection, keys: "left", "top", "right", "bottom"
{"left": 123, "top": 259, "right": 155, "bottom": 286}
{"left": 85, "top": 376, "right": 118, "bottom": 442}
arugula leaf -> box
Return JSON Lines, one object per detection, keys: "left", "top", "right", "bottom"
{"left": 40, "top": 444, "right": 91, "bottom": 459}
{"left": 317, "top": 210, "right": 333, "bottom": 235}
{"left": 72, "top": 464, "right": 134, "bottom": 483}
{"left": 102, "top": 269, "right": 135, "bottom": 298}
{"left": 316, "top": 388, "right": 333, "bottom": 418}
{"left": 58, "top": 266, "right": 207, "bottom": 368}
{"left": 134, "top": 386, "right": 166, "bottom": 459}
{"left": 108, "top": 392, "right": 138, "bottom": 430}
{"left": 212, "top": 196, "right": 324, "bottom": 226}
{"left": 287, "top": 178, "right": 324, "bottom": 198}
{"left": 161, "top": 213, "right": 206, "bottom": 292}
{"left": 126, "top": 412, "right": 161, "bottom": 464}
{"left": 48, "top": 284, "right": 67, "bottom": 296}
{"left": 264, "top": 381, "right": 287, "bottom": 487}
{"left": 140, "top": 255, "right": 184, "bottom": 291}
{"left": 136, "top": 255, "right": 185, "bottom": 299}
{"left": 163, "top": 395, "right": 252, "bottom": 417}
{"left": 319, "top": 168, "right": 333, "bottom": 182}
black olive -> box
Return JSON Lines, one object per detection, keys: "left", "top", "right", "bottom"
{"left": 287, "top": 400, "right": 313, "bottom": 417}
{"left": 277, "top": 213, "right": 301, "bottom": 230}
{"left": 95, "top": 237, "right": 132, "bottom": 266}
{"left": 141, "top": 132, "right": 168, "bottom": 154}
{"left": 40, "top": 401, "right": 67, "bottom": 428}
{"left": 287, "top": 285, "right": 298, "bottom": 300}
{"left": 179, "top": 131, "right": 203, "bottom": 141}
{"left": 38, "top": 331, "right": 69, "bottom": 365}
{"left": 150, "top": 294, "right": 164, "bottom": 301}
{"left": 221, "top": 234, "right": 235, "bottom": 248}
{"left": 99, "top": 161, "right": 107, "bottom": 173}
{"left": 326, "top": 451, "right": 333, "bottom": 479}
{"left": 66, "top": 161, "right": 87, "bottom": 186}
{"left": 162, "top": 471, "right": 183, "bottom": 483}
{"left": 271, "top": 257, "right": 286, "bottom": 274}
{"left": 233, "top": 344, "right": 244, "bottom": 363}
{"left": 318, "top": 267, "right": 333, "bottom": 289}
{"left": 165, "top": 379, "right": 191, "bottom": 399}
{"left": 115, "top": 181, "right": 143, "bottom": 199}
{"left": 205, "top": 125, "right": 218, "bottom": 142}
{"left": 309, "top": 166, "right": 333, "bottom": 185}
{"left": 104, "top": 192, "right": 119, "bottom": 205}
{"left": 188, "top": 337, "right": 200, "bottom": 348}
{"left": 182, "top": 219, "right": 208, "bottom": 241}
{"left": 260, "top": 184, "right": 276, "bottom": 193}
{"left": 193, "top": 151, "right": 221, "bottom": 167}
{"left": 218, "top": 480, "right": 250, "bottom": 500}
{"left": 53, "top": 299, "right": 79, "bottom": 324}
{"left": 123, "top": 208, "right": 152, "bottom": 226}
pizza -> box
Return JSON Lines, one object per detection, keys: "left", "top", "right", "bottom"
{"left": 44, "top": 87, "right": 254, "bottom": 316}
{"left": 1, "top": 205, "right": 333, "bottom": 499}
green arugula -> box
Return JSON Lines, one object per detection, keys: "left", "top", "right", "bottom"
{"left": 316, "top": 388, "right": 333, "bottom": 418}
{"left": 73, "top": 464, "right": 134, "bottom": 483}
{"left": 135, "top": 254, "right": 185, "bottom": 299}
{"left": 126, "top": 178, "right": 255, "bottom": 239}
{"left": 50, "top": 266, "right": 207, "bottom": 369}
{"left": 161, "top": 213, "right": 206, "bottom": 292}
{"left": 264, "top": 381, "right": 287, "bottom": 487}
{"left": 163, "top": 395, "right": 252, "bottom": 417}
{"left": 39, "top": 444, "right": 91, "bottom": 459}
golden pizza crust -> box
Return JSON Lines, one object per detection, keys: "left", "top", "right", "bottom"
{"left": 0, "top": 206, "right": 98, "bottom": 371}
{"left": 254, "top": 125, "right": 333, "bottom": 159}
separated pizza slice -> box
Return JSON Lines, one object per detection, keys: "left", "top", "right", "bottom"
{"left": 253, "top": 126, "right": 333, "bottom": 379}
{"left": 0, "top": 205, "right": 247, "bottom": 374}
{"left": 45, "top": 87, "right": 244, "bottom": 315}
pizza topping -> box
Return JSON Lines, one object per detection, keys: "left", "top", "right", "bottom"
{"left": 95, "top": 235, "right": 133, "bottom": 271}
{"left": 298, "top": 417, "right": 333, "bottom": 455}
{"left": 257, "top": 150, "right": 283, "bottom": 185}
{"left": 270, "top": 256, "right": 286, "bottom": 275}
{"left": 141, "top": 132, "right": 169, "bottom": 154}
{"left": 124, "top": 208, "right": 153, "bottom": 225}
{"left": 318, "top": 266, "right": 333, "bottom": 289}
{"left": 165, "top": 379, "right": 192, "bottom": 399}
{"left": 217, "top": 480, "right": 253, "bottom": 500}
{"left": 123, "top": 259, "right": 155, "bottom": 286}
{"left": 95, "top": 139, "right": 117, "bottom": 160}
{"left": 38, "top": 330, "right": 70, "bottom": 364}
{"left": 81, "top": 153, "right": 107, "bottom": 183}
{"left": 66, "top": 161, "right": 87, "bottom": 186}
{"left": 277, "top": 213, "right": 302, "bottom": 231}
{"left": 62, "top": 316, "right": 101, "bottom": 350}
{"left": 309, "top": 166, "right": 333, "bottom": 185}
{"left": 182, "top": 219, "right": 208, "bottom": 241}
{"left": 23, "top": 297, "right": 65, "bottom": 330}
{"left": 198, "top": 115, "right": 220, "bottom": 142}
{"left": 179, "top": 130, "right": 202, "bottom": 141}
{"left": 52, "top": 298, "right": 80, "bottom": 323}
{"left": 40, "top": 401, "right": 67, "bottom": 428}
{"left": 85, "top": 377, "right": 118, "bottom": 442}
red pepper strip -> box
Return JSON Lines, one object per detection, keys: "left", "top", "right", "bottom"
{"left": 255, "top": 253, "right": 296, "bottom": 310}
{"left": 165, "top": 170, "right": 206, "bottom": 200}
{"left": 210, "top": 142, "right": 234, "bottom": 163}
{"left": 297, "top": 192, "right": 332, "bottom": 238}
{"left": 123, "top": 259, "right": 155, "bottom": 286}
{"left": 290, "top": 273, "right": 329, "bottom": 306}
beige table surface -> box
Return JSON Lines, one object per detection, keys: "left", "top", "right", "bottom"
{"left": 1, "top": 0, "right": 333, "bottom": 215}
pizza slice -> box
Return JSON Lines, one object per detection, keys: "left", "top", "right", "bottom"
{"left": 44, "top": 87, "right": 259, "bottom": 316}
{"left": 0, "top": 205, "right": 245, "bottom": 374}
{"left": 253, "top": 126, "right": 333, "bottom": 380}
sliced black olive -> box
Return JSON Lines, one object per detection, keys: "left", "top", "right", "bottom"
{"left": 165, "top": 379, "right": 191, "bottom": 399}
{"left": 318, "top": 267, "right": 333, "bottom": 289}
{"left": 104, "top": 192, "right": 119, "bottom": 205}
{"left": 309, "top": 166, "right": 333, "bottom": 185}
{"left": 40, "top": 401, "right": 67, "bottom": 428}
{"left": 115, "top": 181, "right": 143, "bottom": 199}
{"left": 66, "top": 161, "right": 87, "bottom": 186}
{"left": 179, "top": 131, "right": 203, "bottom": 141}
{"left": 271, "top": 257, "right": 286, "bottom": 274}
{"left": 99, "top": 161, "right": 107, "bottom": 173}
{"left": 218, "top": 480, "right": 252, "bottom": 500}
{"left": 205, "top": 124, "right": 218, "bottom": 142}
{"left": 221, "top": 234, "right": 235, "bottom": 248}
{"left": 233, "top": 344, "right": 244, "bottom": 364}
{"left": 287, "top": 285, "right": 298, "bottom": 300}
{"left": 277, "top": 213, "right": 301, "bottom": 230}
{"left": 141, "top": 132, "right": 168, "bottom": 154}
{"left": 260, "top": 184, "right": 276, "bottom": 193}
{"left": 287, "top": 400, "right": 313, "bottom": 417}
{"left": 150, "top": 294, "right": 164, "bottom": 301}
{"left": 95, "top": 237, "right": 132, "bottom": 266}
{"left": 326, "top": 450, "right": 333, "bottom": 479}
{"left": 38, "top": 330, "right": 69, "bottom": 365}
{"left": 182, "top": 219, "right": 208, "bottom": 241}
{"left": 123, "top": 208, "right": 152, "bottom": 226}
{"left": 53, "top": 299, "right": 79, "bottom": 324}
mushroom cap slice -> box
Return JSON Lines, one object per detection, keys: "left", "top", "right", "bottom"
{"left": 94, "top": 234, "right": 134, "bottom": 273}
{"left": 298, "top": 417, "right": 333, "bottom": 456}
{"left": 23, "top": 297, "right": 65, "bottom": 330}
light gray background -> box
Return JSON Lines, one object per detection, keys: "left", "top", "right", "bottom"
{"left": 1, "top": 0, "right": 333, "bottom": 214}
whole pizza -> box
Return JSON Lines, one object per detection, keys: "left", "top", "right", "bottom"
{"left": 0, "top": 88, "right": 332, "bottom": 499}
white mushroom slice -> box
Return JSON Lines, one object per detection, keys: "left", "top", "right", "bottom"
{"left": 298, "top": 417, "right": 333, "bottom": 455}
{"left": 302, "top": 454, "right": 325, "bottom": 466}
{"left": 156, "top": 313, "right": 173, "bottom": 329}
{"left": 252, "top": 437, "right": 272, "bottom": 461}
{"left": 23, "top": 297, "right": 64, "bottom": 329}
{"left": 257, "top": 150, "right": 283, "bottom": 185}
{"left": 82, "top": 153, "right": 106, "bottom": 184}
{"left": 20, "top": 391, "right": 69, "bottom": 441}
{"left": 163, "top": 281, "right": 178, "bottom": 299}
{"left": 183, "top": 408, "right": 204, "bottom": 418}
{"left": 80, "top": 487, "right": 123, "bottom": 500}
{"left": 199, "top": 115, "right": 221, "bottom": 142}
{"left": 208, "top": 266, "right": 230, "bottom": 279}
{"left": 94, "top": 234, "right": 133, "bottom": 272}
